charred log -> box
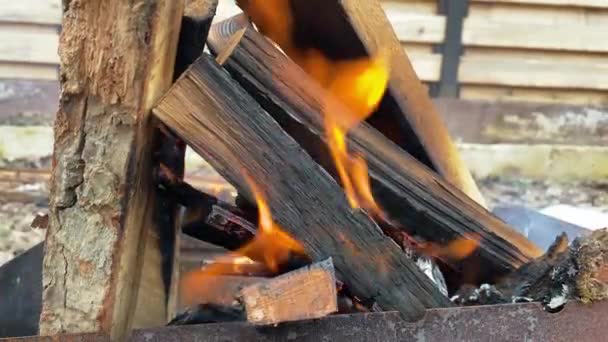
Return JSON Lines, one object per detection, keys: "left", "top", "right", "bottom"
{"left": 207, "top": 24, "right": 542, "bottom": 288}
{"left": 153, "top": 54, "right": 452, "bottom": 320}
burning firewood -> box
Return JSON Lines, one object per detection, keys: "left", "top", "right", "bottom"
{"left": 207, "top": 23, "right": 542, "bottom": 287}
{"left": 235, "top": 0, "right": 486, "bottom": 207}
{"left": 453, "top": 229, "right": 608, "bottom": 309}
{"left": 239, "top": 258, "right": 338, "bottom": 325}
{"left": 153, "top": 54, "right": 452, "bottom": 320}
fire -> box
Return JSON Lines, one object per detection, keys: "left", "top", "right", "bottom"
{"left": 322, "top": 56, "right": 390, "bottom": 212}
{"left": 236, "top": 0, "right": 478, "bottom": 273}
{"left": 180, "top": 176, "right": 305, "bottom": 306}
{"left": 239, "top": 0, "right": 389, "bottom": 213}
{"left": 419, "top": 234, "right": 481, "bottom": 262}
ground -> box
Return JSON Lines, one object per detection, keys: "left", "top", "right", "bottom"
{"left": 1, "top": 154, "right": 607, "bottom": 266}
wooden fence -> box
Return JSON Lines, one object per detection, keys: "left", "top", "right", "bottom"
{"left": 1, "top": 0, "right": 607, "bottom": 106}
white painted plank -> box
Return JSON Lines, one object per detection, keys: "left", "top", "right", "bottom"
{"left": 386, "top": 12, "right": 446, "bottom": 43}
{"left": 459, "top": 55, "right": 608, "bottom": 89}
{"left": 472, "top": 0, "right": 608, "bottom": 8}
{"left": 0, "top": 29, "right": 59, "bottom": 64}
{"left": 0, "top": 62, "right": 58, "bottom": 80}
{"left": 460, "top": 85, "right": 608, "bottom": 106}
{"left": 0, "top": 0, "right": 61, "bottom": 25}
{"left": 463, "top": 18, "right": 608, "bottom": 52}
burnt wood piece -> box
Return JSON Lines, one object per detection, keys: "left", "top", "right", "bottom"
{"left": 168, "top": 304, "right": 246, "bottom": 326}
{"left": 160, "top": 173, "right": 310, "bottom": 272}
{"left": 208, "top": 25, "right": 543, "bottom": 286}
{"left": 235, "top": 1, "right": 485, "bottom": 206}
{"left": 239, "top": 259, "right": 338, "bottom": 325}
{"left": 158, "top": 169, "right": 256, "bottom": 250}
{"left": 174, "top": 0, "right": 219, "bottom": 79}
{"left": 164, "top": 0, "right": 219, "bottom": 320}
{"left": 41, "top": 0, "right": 184, "bottom": 339}
{"left": 153, "top": 54, "right": 452, "bottom": 319}
{"left": 455, "top": 230, "right": 608, "bottom": 308}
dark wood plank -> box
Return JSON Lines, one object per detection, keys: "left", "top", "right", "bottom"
{"left": 208, "top": 26, "right": 543, "bottom": 287}
{"left": 153, "top": 54, "right": 452, "bottom": 320}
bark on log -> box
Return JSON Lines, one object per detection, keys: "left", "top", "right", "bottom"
{"left": 208, "top": 24, "right": 543, "bottom": 287}
{"left": 235, "top": 0, "right": 486, "bottom": 207}
{"left": 41, "top": 1, "right": 184, "bottom": 340}
{"left": 153, "top": 54, "right": 452, "bottom": 320}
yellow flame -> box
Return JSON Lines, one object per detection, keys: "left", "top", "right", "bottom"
{"left": 238, "top": 0, "right": 390, "bottom": 213}
{"left": 320, "top": 56, "right": 389, "bottom": 211}
{"left": 180, "top": 175, "right": 305, "bottom": 307}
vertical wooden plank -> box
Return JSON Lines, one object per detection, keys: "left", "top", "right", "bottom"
{"left": 39, "top": 1, "right": 184, "bottom": 341}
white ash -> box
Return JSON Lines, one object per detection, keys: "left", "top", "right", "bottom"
{"left": 511, "top": 296, "right": 533, "bottom": 303}
{"left": 547, "top": 285, "right": 570, "bottom": 310}
{"left": 416, "top": 257, "right": 448, "bottom": 296}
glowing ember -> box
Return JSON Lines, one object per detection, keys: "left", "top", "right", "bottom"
{"left": 180, "top": 176, "right": 305, "bottom": 306}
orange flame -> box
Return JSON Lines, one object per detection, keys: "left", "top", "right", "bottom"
{"left": 180, "top": 176, "right": 305, "bottom": 306}
{"left": 239, "top": 0, "right": 389, "bottom": 213}
{"left": 237, "top": 1, "right": 478, "bottom": 268}
{"left": 419, "top": 234, "right": 481, "bottom": 262}
{"left": 321, "top": 56, "right": 390, "bottom": 213}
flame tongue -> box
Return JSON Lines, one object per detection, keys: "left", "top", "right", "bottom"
{"left": 180, "top": 176, "right": 306, "bottom": 307}
{"left": 322, "top": 56, "right": 389, "bottom": 213}
{"left": 239, "top": 0, "right": 390, "bottom": 214}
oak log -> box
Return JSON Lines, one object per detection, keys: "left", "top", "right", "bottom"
{"left": 153, "top": 55, "right": 452, "bottom": 320}
{"left": 235, "top": 0, "right": 486, "bottom": 207}
{"left": 208, "top": 25, "right": 543, "bottom": 286}
{"left": 239, "top": 258, "right": 338, "bottom": 325}
{"left": 40, "top": 0, "right": 184, "bottom": 340}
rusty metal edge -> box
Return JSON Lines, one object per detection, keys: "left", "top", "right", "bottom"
{"left": 0, "top": 334, "right": 110, "bottom": 342}
{"left": 129, "top": 301, "right": 608, "bottom": 342}
{"left": 3, "top": 300, "right": 606, "bottom": 341}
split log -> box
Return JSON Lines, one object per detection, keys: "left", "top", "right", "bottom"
{"left": 454, "top": 229, "right": 608, "bottom": 308}
{"left": 239, "top": 259, "right": 338, "bottom": 325}
{"left": 234, "top": 1, "right": 485, "bottom": 206}
{"left": 41, "top": 0, "right": 184, "bottom": 340}
{"left": 153, "top": 55, "right": 452, "bottom": 319}
{"left": 208, "top": 24, "right": 543, "bottom": 286}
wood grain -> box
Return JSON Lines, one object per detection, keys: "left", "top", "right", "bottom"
{"left": 154, "top": 54, "right": 452, "bottom": 320}
{"left": 284, "top": 0, "right": 486, "bottom": 206}
{"left": 210, "top": 26, "right": 543, "bottom": 286}
{"left": 239, "top": 259, "right": 337, "bottom": 325}
{"left": 39, "top": 0, "right": 185, "bottom": 340}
